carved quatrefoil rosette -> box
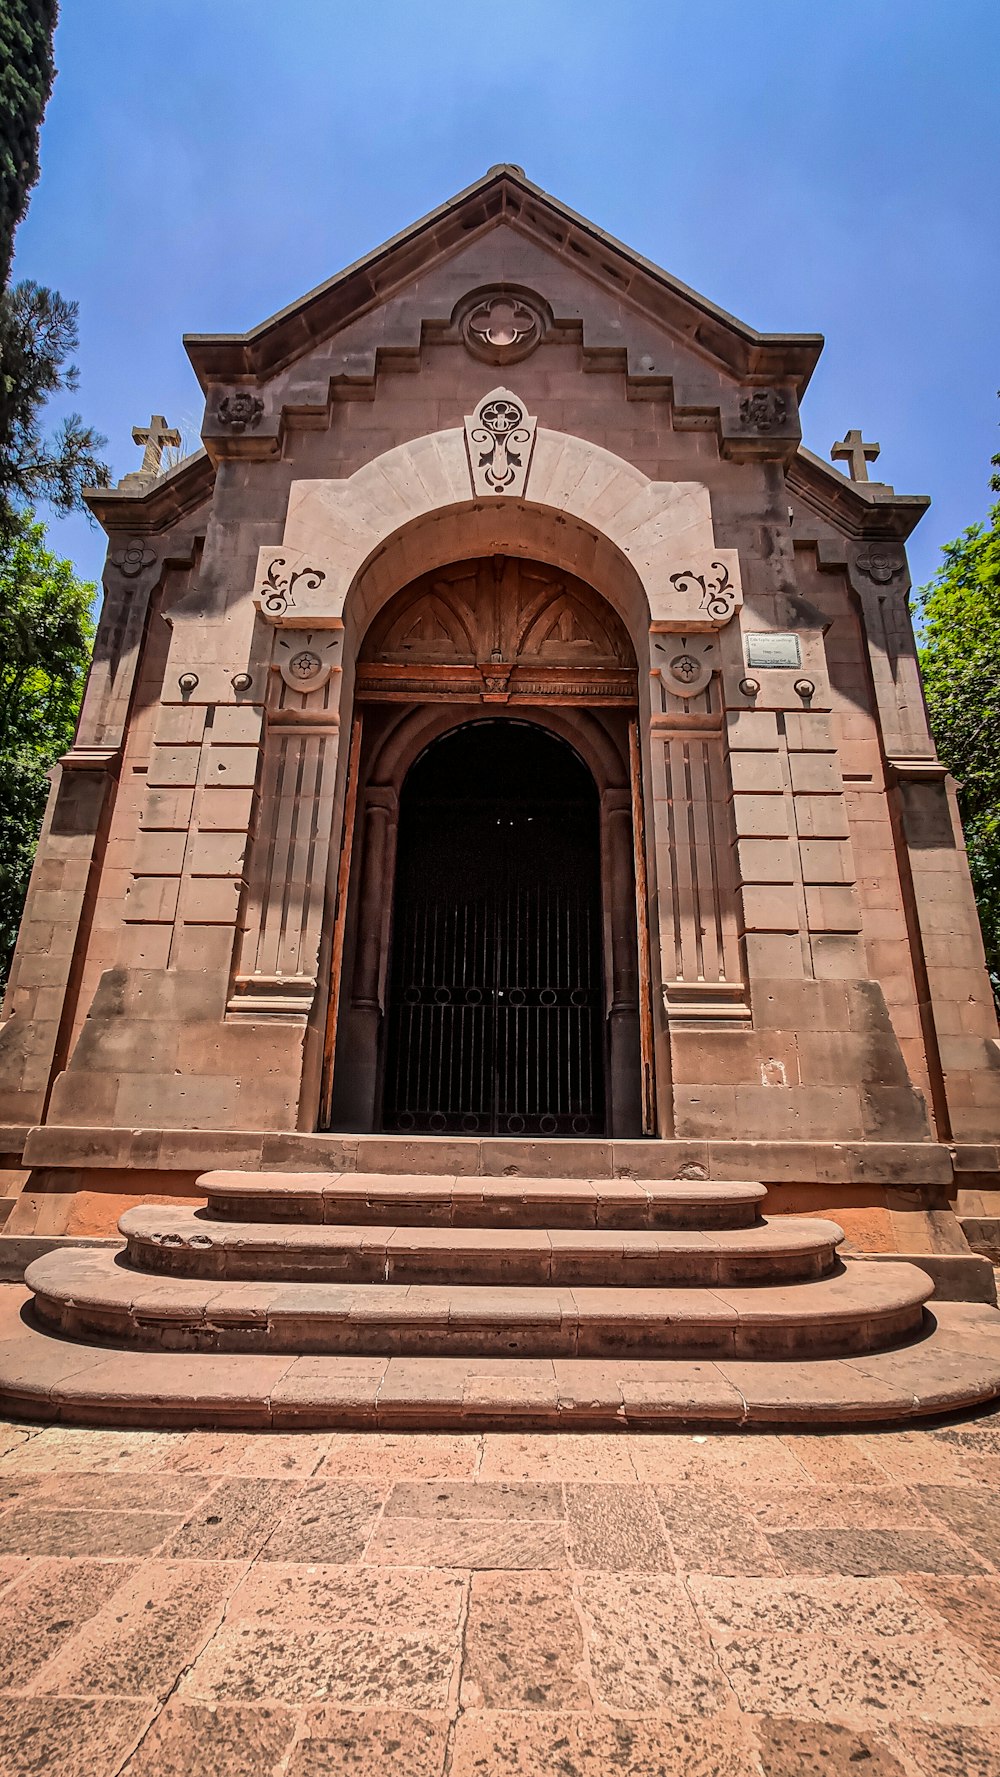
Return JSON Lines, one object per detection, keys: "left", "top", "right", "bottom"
{"left": 461, "top": 292, "right": 544, "bottom": 363}
{"left": 110, "top": 537, "right": 156, "bottom": 578}
{"left": 856, "top": 546, "right": 905, "bottom": 586}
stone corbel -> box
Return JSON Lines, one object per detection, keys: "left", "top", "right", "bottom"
{"left": 648, "top": 551, "right": 743, "bottom": 630}
{"left": 202, "top": 388, "right": 281, "bottom": 462}
{"left": 720, "top": 386, "right": 801, "bottom": 463}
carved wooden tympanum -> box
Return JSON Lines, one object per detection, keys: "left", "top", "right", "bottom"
{"left": 357, "top": 555, "right": 637, "bottom": 705}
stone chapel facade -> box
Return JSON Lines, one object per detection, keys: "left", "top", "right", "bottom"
{"left": 1, "top": 165, "right": 998, "bottom": 1251}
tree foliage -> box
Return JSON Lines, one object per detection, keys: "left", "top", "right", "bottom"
{"left": 0, "top": 278, "right": 110, "bottom": 535}
{"left": 0, "top": 0, "right": 57, "bottom": 287}
{"left": 0, "top": 508, "right": 93, "bottom": 988}
{"left": 917, "top": 441, "right": 1000, "bottom": 993}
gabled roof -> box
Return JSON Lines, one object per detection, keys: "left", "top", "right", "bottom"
{"left": 183, "top": 164, "right": 824, "bottom": 391}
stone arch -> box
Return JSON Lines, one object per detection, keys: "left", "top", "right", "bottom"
{"left": 270, "top": 423, "right": 742, "bottom": 654}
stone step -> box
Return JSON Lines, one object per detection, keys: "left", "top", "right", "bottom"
{"left": 25, "top": 1247, "right": 932, "bottom": 1360}
{"left": 120, "top": 1205, "right": 843, "bottom": 1287}
{"left": 200, "top": 1171, "right": 768, "bottom": 1230}
{"left": 2, "top": 1286, "right": 998, "bottom": 1429}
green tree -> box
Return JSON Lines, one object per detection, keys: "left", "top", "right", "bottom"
{"left": 0, "top": 508, "right": 93, "bottom": 989}
{"left": 0, "top": 278, "right": 110, "bottom": 534}
{"left": 0, "top": 0, "right": 57, "bottom": 287}
{"left": 0, "top": 0, "right": 109, "bottom": 537}
{"left": 917, "top": 440, "right": 1000, "bottom": 994}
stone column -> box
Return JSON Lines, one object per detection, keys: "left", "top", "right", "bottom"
{"left": 0, "top": 537, "right": 166, "bottom": 1128}
{"left": 845, "top": 546, "right": 1000, "bottom": 1144}
{"left": 601, "top": 788, "right": 642, "bottom": 1137}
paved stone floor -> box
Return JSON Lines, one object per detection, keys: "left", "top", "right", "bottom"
{"left": 0, "top": 1407, "right": 998, "bottom": 1774}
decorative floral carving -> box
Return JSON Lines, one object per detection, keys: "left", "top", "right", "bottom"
{"left": 668, "top": 561, "right": 735, "bottom": 622}
{"left": 216, "top": 391, "right": 264, "bottom": 432}
{"left": 738, "top": 390, "right": 787, "bottom": 431}
{"left": 258, "top": 557, "right": 327, "bottom": 617}
{"left": 463, "top": 293, "right": 542, "bottom": 362}
{"left": 110, "top": 537, "right": 156, "bottom": 578}
{"left": 465, "top": 388, "right": 537, "bottom": 498}
{"left": 856, "top": 546, "right": 905, "bottom": 585}
{"left": 670, "top": 653, "right": 701, "bottom": 684}
{"left": 478, "top": 661, "right": 513, "bottom": 700}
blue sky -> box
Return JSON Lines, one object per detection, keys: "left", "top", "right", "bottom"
{"left": 12, "top": 0, "right": 1000, "bottom": 595}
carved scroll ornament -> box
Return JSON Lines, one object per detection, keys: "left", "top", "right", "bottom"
{"left": 654, "top": 553, "right": 742, "bottom": 630}
{"left": 254, "top": 548, "right": 329, "bottom": 621}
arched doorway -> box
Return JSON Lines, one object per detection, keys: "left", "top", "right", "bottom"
{"left": 382, "top": 722, "right": 605, "bottom": 1137}
{"left": 321, "top": 553, "right": 646, "bottom": 1137}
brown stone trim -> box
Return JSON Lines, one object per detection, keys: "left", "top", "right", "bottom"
{"left": 629, "top": 720, "right": 656, "bottom": 1135}
{"left": 319, "top": 712, "right": 363, "bottom": 1127}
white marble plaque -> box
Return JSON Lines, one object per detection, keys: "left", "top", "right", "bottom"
{"left": 745, "top": 632, "right": 801, "bottom": 669}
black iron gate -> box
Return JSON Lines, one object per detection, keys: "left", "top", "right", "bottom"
{"left": 382, "top": 724, "right": 605, "bottom": 1136}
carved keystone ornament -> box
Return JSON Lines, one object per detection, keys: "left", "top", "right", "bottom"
{"left": 465, "top": 388, "right": 537, "bottom": 497}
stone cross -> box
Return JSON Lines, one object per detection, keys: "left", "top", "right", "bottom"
{"left": 831, "top": 429, "right": 880, "bottom": 482}
{"left": 131, "top": 414, "right": 181, "bottom": 478}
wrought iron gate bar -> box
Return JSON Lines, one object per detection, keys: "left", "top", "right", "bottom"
{"left": 382, "top": 725, "right": 605, "bottom": 1136}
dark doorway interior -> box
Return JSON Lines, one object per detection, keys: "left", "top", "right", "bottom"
{"left": 381, "top": 721, "right": 605, "bottom": 1136}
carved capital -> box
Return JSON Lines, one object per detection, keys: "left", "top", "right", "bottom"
{"left": 650, "top": 633, "right": 718, "bottom": 699}
{"left": 274, "top": 629, "right": 342, "bottom": 693}
{"left": 464, "top": 388, "right": 537, "bottom": 497}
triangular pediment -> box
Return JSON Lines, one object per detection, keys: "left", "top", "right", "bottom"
{"left": 184, "top": 165, "right": 823, "bottom": 392}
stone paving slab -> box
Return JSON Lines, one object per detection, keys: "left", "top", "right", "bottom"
{"left": 0, "top": 1398, "right": 996, "bottom": 1772}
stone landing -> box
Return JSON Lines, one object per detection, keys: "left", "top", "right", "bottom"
{"left": 2, "top": 1168, "right": 1000, "bottom": 1429}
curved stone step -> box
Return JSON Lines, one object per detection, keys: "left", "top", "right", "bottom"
{"left": 120, "top": 1205, "right": 844, "bottom": 1287}
{"left": 0, "top": 1287, "right": 997, "bottom": 1429}
{"left": 24, "top": 1247, "right": 932, "bottom": 1360}
{"left": 199, "top": 1171, "right": 768, "bottom": 1230}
